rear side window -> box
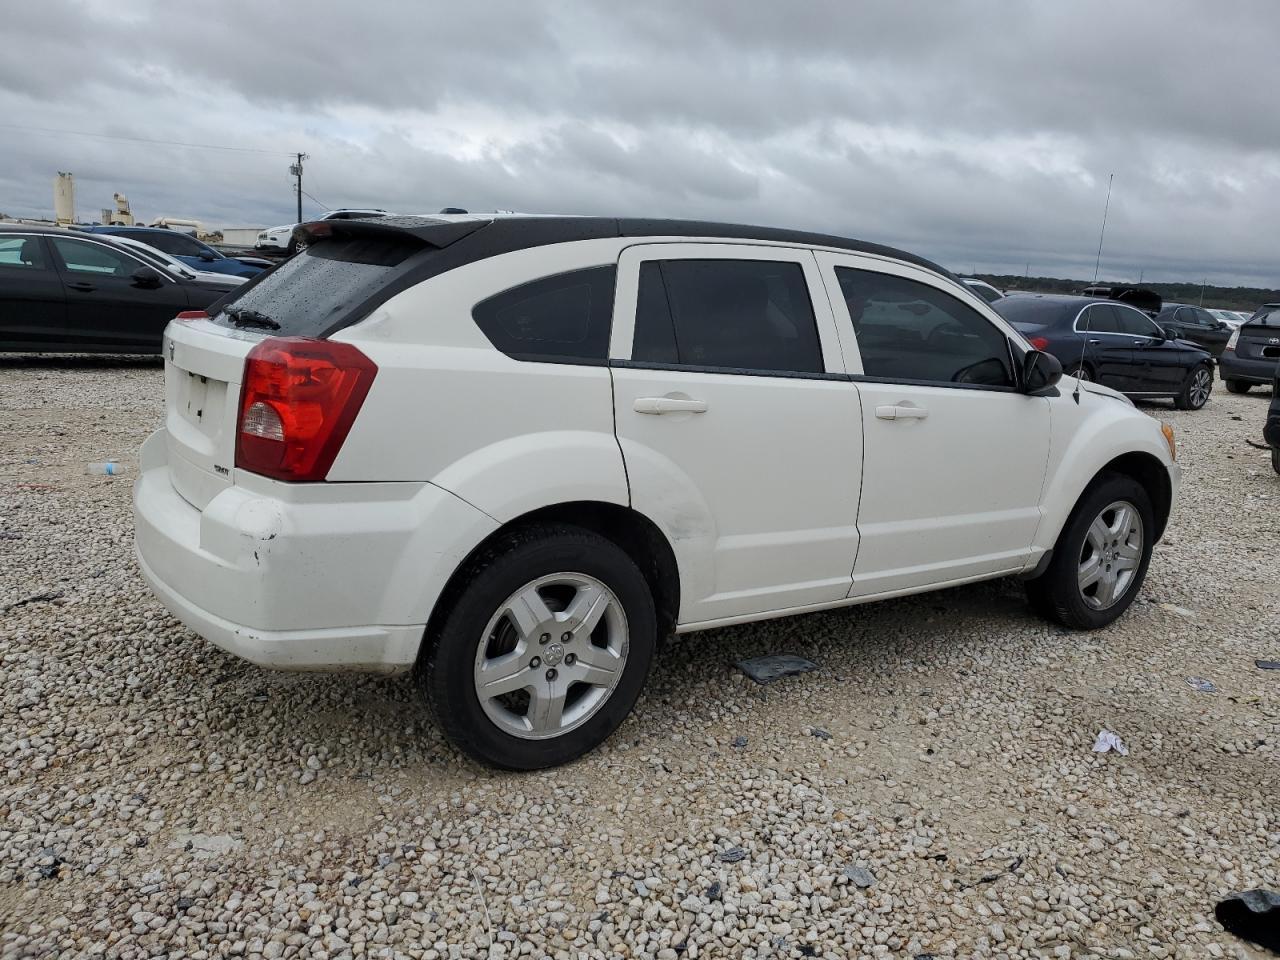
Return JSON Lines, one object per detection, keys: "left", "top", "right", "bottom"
{"left": 0, "top": 236, "right": 50, "bottom": 271}
{"left": 472, "top": 266, "right": 616, "bottom": 363}
{"left": 836, "top": 267, "right": 1013, "bottom": 387}
{"left": 632, "top": 260, "right": 824, "bottom": 375}
{"left": 212, "top": 235, "right": 423, "bottom": 337}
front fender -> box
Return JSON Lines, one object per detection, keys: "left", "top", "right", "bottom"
{"left": 1034, "top": 396, "right": 1177, "bottom": 553}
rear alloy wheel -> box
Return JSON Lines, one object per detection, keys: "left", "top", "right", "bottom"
{"left": 1026, "top": 473, "right": 1154, "bottom": 629}
{"left": 1175, "top": 365, "right": 1213, "bottom": 410}
{"left": 1225, "top": 379, "right": 1251, "bottom": 395}
{"left": 420, "top": 524, "right": 656, "bottom": 769}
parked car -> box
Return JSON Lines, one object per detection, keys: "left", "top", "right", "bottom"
{"left": 0, "top": 224, "right": 242, "bottom": 353}
{"left": 960, "top": 277, "right": 1003, "bottom": 303}
{"left": 1266, "top": 367, "right": 1280, "bottom": 475}
{"left": 1208, "top": 308, "right": 1246, "bottom": 330}
{"left": 1220, "top": 304, "right": 1280, "bottom": 393}
{"left": 255, "top": 208, "right": 390, "bottom": 254}
{"left": 1153, "top": 302, "right": 1232, "bottom": 357}
{"left": 81, "top": 226, "right": 272, "bottom": 278}
{"left": 994, "top": 293, "right": 1215, "bottom": 409}
{"left": 134, "top": 215, "right": 1181, "bottom": 769}
{"left": 111, "top": 235, "right": 249, "bottom": 288}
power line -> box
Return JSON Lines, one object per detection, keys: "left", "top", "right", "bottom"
{"left": 0, "top": 124, "right": 293, "bottom": 156}
{"left": 300, "top": 189, "right": 329, "bottom": 210}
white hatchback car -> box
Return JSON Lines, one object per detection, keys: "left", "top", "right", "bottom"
{"left": 134, "top": 215, "right": 1180, "bottom": 769}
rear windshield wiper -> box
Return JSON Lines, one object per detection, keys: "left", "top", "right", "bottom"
{"left": 225, "top": 307, "right": 281, "bottom": 330}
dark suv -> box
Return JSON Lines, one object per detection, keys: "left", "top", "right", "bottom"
{"left": 1267, "top": 368, "right": 1280, "bottom": 475}
{"left": 1220, "top": 304, "right": 1280, "bottom": 393}
{"left": 1154, "top": 303, "right": 1233, "bottom": 357}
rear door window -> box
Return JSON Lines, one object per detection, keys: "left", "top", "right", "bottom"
{"left": 631, "top": 259, "right": 824, "bottom": 375}
{"left": 49, "top": 237, "right": 140, "bottom": 277}
{"left": 836, "top": 267, "right": 1014, "bottom": 387}
{"left": 1080, "top": 304, "right": 1123, "bottom": 333}
{"left": 472, "top": 266, "right": 617, "bottom": 363}
{"left": 210, "top": 234, "right": 424, "bottom": 338}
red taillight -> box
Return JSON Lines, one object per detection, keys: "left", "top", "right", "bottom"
{"left": 1028, "top": 336, "right": 1050, "bottom": 351}
{"left": 235, "top": 337, "right": 377, "bottom": 482}
{"left": 175, "top": 311, "right": 207, "bottom": 321}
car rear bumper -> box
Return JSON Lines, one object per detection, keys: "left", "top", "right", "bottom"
{"left": 132, "top": 430, "right": 496, "bottom": 673}
{"left": 1218, "top": 353, "right": 1277, "bottom": 384}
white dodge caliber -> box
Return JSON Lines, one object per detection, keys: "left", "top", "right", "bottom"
{"left": 134, "top": 215, "right": 1180, "bottom": 768}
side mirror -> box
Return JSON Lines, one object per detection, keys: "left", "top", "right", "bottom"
{"left": 1021, "top": 348, "right": 1063, "bottom": 395}
{"left": 130, "top": 266, "right": 163, "bottom": 288}
{"left": 1158, "top": 324, "right": 1179, "bottom": 342}
{"left": 1217, "top": 320, "right": 1229, "bottom": 331}
{"left": 198, "top": 250, "right": 216, "bottom": 262}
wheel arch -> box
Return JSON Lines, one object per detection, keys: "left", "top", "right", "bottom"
{"left": 1093, "top": 451, "right": 1173, "bottom": 542}
{"left": 421, "top": 500, "right": 681, "bottom": 665}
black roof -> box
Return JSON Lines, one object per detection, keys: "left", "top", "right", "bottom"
{"left": 298, "top": 215, "right": 955, "bottom": 280}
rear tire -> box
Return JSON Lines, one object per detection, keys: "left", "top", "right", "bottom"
{"left": 419, "top": 523, "right": 657, "bottom": 770}
{"left": 1174, "top": 364, "right": 1213, "bottom": 410}
{"left": 1225, "top": 379, "right": 1251, "bottom": 395}
{"left": 1026, "top": 473, "right": 1154, "bottom": 630}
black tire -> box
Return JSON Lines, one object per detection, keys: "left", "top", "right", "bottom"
{"left": 419, "top": 523, "right": 656, "bottom": 770}
{"left": 1025, "top": 473, "right": 1155, "bottom": 630}
{"left": 1174, "top": 364, "right": 1213, "bottom": 410}
{"left": 1225, "top": 379, "right": 1251, "bottom": 395}
{"left": 285, "top": 237, "right": 299, "bottom": 256}
{"left": 1273, "top": 448, "right": 1280, "bottom": 476}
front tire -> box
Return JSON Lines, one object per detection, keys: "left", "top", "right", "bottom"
{"left": 1175, "top": 364, "right": 1213, "bottom": 410}
{"left": 420, "top": 524, "right": 657, "bottom": 770}
{"left": 1225, "top": 379, "right": 1251, "bottom": 395}
{"left": 1026, "top": 473, "right": 1154, "bottom": 630}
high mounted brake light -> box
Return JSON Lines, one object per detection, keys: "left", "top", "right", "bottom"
{"left": 235, "top": 338, "right": 377, "bottom": 482}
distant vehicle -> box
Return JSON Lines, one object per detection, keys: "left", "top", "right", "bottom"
{"left": 110, "top": 236, "right": 248, "bottom": 288}
{"left": 1219, "top": 304, "right": 1280, "bottom": 393}
{"left": 994, "top": 293, "right": 1215, "bottom": 409}
{"left": 1153, "top": 302, "right": 1232, "bottom": 357}
{"left": 1079, "top": 285, "right": 1163, "bottom": 317}
{"left": 81, "top": 226, "right": 272, "bottom": 279}
{"left": 0, "top": 224, "right": 241, "bottom": 354}
{"left": 255, "top": 209, "right": 390, "bottom": 254}
{"left": 960, "top": 278, "right": 1003, "bottom": 303}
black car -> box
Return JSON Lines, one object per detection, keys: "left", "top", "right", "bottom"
{"left": 994, "top": 294, "right": 1215, "bottom": 409}
{"left": 0, "top": 224, "right": 241, "bottom": 353}
{"left": 1154, "top": 302, "right": 1233, "bottom": 357}
{"left": 1220, "top": 303, "right": 1280, "bottom": 393}
{"left": 1266, "top": 367, "right": 1280, "bottom": 475}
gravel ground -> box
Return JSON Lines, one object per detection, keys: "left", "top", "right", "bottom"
{"left": 1, "top": 355, "right": 1277, "bottom": 960}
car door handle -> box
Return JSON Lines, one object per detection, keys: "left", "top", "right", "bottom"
{"left": 67, "top": 281, "right": 96, "bottom": 292}
{"left": 633, "top": 396, "right": 708, "bottom": 415}
{"left": 1087, "top": 338, "right": 1102, "bottom": 345}
{"left": 875, "top": 404, "right": 929, "bottom": 421}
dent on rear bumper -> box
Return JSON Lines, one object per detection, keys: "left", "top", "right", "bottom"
{"left": 132, "top": 430, "right": 499, "bottom": 673}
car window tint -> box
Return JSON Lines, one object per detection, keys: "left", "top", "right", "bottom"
{"left": 836, "top": 267, "right": 1013, "bottom": 387}
{"left": 49, "top": 237, "right": 136, "bottom": 277}
{"left": 1195, "top": 308, "right": 1218, "bottom": 327}
{"left": 472, "top": 266, "right": 616, "bottom": 363}
{"left": 1080, "top": 304, "right": 1121, "bottom": 334}
{"left": 1117, "top": 307, "right": 1159, "bottom": 337}
{"left": 0, "top": 236, "right": 50, "bottom": 270}
{"left": 634, "top": 259, "right": 823, "bottom": 374}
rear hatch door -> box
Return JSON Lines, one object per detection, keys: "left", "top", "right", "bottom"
{"left": 1236, "top": 311, "right": 1280, "bottom": 361}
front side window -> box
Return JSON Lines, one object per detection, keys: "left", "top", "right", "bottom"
{"left": 49, "top": 237, "right": 138, "bottom": 277}
{"left": 0, "top": 236, "right": 50, "bottom": 271}
{"left": 1117, "top": 306, "right": 1161, "bottom": 337}
{"left": 632, "top": 259, "right": 823, "bottom": 375}
{"left": 836, "top": 267, "right": 1014, "bottom": 387}
{"left": 472, "top": 266, "right": 616, "bottom": 363}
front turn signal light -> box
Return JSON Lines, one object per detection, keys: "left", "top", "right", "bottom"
{"left": 1161, "top": 421, "right": 1177, "bottom": 461}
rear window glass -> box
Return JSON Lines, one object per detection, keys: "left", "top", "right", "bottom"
{"left": 472, "top": 266, "right": 617, "bottom": 363}
{"left": 992, "top": 297, "right": 1074, "bottom": 328}
{"left": 1246, "top": 307, "right": 1280, "bottom": 327}
{"left": 211, "top": 235, "right": 423, "bottom": 337}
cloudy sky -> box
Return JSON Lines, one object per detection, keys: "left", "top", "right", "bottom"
{"left": 3, "top": 1, "right": 1278, "bottom": 285}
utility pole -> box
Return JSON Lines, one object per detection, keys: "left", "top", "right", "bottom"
{"left": 1199, "top": 278, "right": 1206, "bottom": 306}
{"left": 289, "top": 152, "right": 308, "bottom": 223}
{"left": 1139, "top": 268, "right": 1144, "bottom": 284}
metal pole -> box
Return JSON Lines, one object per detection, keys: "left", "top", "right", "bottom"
{"left": 1199, "top": 278, "right": 1206, "bottom": 306}
{"left": 1092, "top": 173, "right": 1114, "bottom": 285}
{"left": 295, "top": 152, "right": 304, "bottom": 223}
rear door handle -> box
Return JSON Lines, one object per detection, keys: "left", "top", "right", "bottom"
{"left": 875, "top": 404, "right": 929, "bottom": 421}
{"left": 67, "top": 281, "right": 96, "bottom": 292}
{"left": 1087, "top": 338, "right": 1102, "bottom": 345}
{"left": 634, "top": 396, "right": 708, "bottom": 415}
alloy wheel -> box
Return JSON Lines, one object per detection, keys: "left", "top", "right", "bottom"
{"left": 1188, "top": 367, "right": 1212, "bottom": 408}
{"left": 1077, "top": 500, "right": 1143, "bottom": 610}
{"left": 473, "top": 573, "right": 629, "bottom": 740}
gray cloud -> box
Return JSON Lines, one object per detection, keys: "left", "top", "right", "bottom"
{"left": 1, "top": 0, "right": 1277, "bottom": 285}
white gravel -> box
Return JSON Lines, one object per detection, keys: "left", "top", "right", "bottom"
{"left": 1, "top": 355, "right": 1277, "bottom": 959}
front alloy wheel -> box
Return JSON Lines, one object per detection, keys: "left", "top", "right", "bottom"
{"left": 1077, "top": 501, "right": 1143, "bottom": 611}
{"left": 1176, "top": 365, "right": 1213, "bottom": 410}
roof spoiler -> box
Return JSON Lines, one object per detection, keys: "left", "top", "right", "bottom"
{"left": 1081, "top": 284, "right": 1162, "bottom": 314}
{"left": 293, "top": 215, "right": 490, "bottom": 249}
